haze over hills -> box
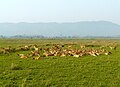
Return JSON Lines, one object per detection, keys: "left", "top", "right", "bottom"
{"left": 0, "top": 21, "right": 120, "bottom": 37}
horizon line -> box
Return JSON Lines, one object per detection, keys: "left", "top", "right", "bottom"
{"left": 0, "top": 20, "right": 118, "bottom": 24}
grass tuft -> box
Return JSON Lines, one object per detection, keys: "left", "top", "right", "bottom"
{"left": 10, "top": 63, "right": 22, "bottom": 70}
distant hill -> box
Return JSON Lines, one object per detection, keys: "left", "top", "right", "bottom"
{"left": 0, "top": 21, "right": 120, "bottom": 37}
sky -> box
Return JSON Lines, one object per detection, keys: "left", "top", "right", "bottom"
{"left": 0, "top": 0, "right": 120, "bottom": 24}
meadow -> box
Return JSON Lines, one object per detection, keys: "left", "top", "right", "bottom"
{"left": 0, "top": 38, "right": 120, "bottom": 87}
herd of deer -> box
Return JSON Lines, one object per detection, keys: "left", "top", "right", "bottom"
{"left": 0, "top": 43, "right": 116, "bottom": 60}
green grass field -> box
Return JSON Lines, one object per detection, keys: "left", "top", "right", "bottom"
{"left": 0, "top": 38, "right": 120, "bottom": 87}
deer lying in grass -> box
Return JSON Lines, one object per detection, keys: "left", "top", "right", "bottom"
{"left": 32, "top": 55, "right": 41, "bottom": 60}
{"left": 17, "top": 54, "right": 28, "bottom": 59}
{"left": 0, "top": 43, "right": 114, "bottom": 60}
{"left": 0, "top": 46, "right": 15, "bottom": 54}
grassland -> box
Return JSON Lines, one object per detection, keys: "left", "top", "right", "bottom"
{"left": 0, "top": 38, "right": 120, "bottom": 87}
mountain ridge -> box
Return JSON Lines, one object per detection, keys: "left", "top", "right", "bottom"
{"left": 0, "top": 21, "right": 120, "bottom": 37}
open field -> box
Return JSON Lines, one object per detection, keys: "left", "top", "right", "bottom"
{"left": 0, "top": 38, "right": 120, "bottom": 87}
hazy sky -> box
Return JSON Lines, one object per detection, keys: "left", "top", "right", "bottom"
{"left": 0, "top": 0, "right": 120, "bottom": 24}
